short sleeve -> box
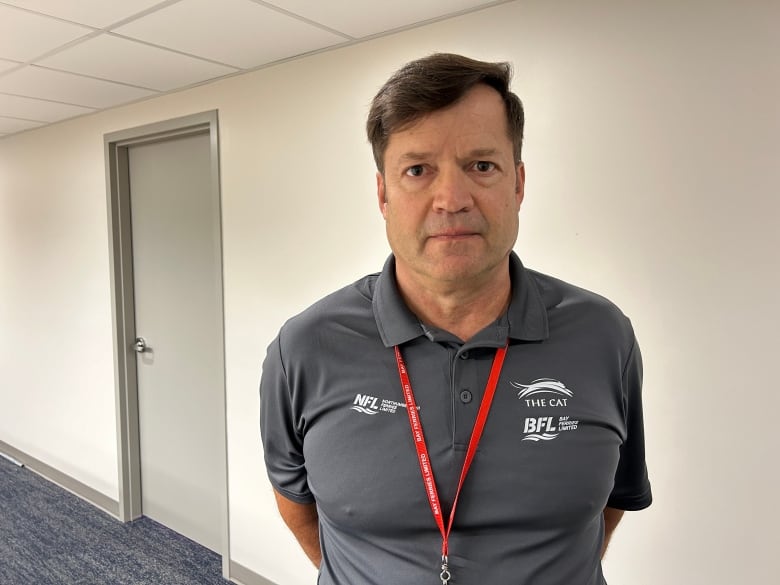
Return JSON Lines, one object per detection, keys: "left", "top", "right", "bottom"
{"left": 259, "top": 335, "right": 315, "bottom": 504}
{"left": 607, "top": 337, "right": 653, "bottom": 510}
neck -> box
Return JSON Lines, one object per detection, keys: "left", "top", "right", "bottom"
{"left": 395, "top": 263, "right": 512, "bottom": 342}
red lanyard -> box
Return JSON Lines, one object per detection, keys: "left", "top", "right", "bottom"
{"left": 394, "top": 341, "right": 508, "bottom": 584}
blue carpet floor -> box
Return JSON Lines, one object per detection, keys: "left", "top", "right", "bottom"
{"left": 0, "top": 455, "right": 230, "bottom": 584}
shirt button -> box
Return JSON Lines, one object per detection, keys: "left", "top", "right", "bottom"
{"left": 460, "top": 351, "right": 469, "bottom": 360}
{"left": 460, "top": 390, "right": 473, "bottom": 403}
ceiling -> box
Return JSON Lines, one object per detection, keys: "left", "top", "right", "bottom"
{"left": 0, "top": 0, "right": 507, "bottom": 139}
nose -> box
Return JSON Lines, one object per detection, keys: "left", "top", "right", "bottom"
{"left": 431, "top": 166, "right": 474, "bottom": 213}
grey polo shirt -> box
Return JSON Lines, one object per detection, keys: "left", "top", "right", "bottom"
{"left": 260, "top": 253, "right": 651, "bottom": 585}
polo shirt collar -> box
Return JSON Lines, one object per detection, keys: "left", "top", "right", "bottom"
{"left": 372, "top": 253, "right": 549, "bottom": 348}
{"left": 505, "top": 252, "right": 549, "bottom": 342}
{"left": 372, "top": 256, "right": 422, "bottom": 347}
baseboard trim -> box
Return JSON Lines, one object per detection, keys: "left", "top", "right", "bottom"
{"left": 0, "top": 440, "right": 119, "bottom": 518}
{"left": 230, "top": 560, "right": 279, "bottom": 585}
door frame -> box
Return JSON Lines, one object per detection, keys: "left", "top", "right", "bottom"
{"left": 104, "top": 110, "right": 230, "bottom": 576}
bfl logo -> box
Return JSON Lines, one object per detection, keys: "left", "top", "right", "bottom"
{"left": 523, "top": 416, "right": 557, "bottom": 434}
{"left": 511, "top": 378, "right": 578, "bottom": 442}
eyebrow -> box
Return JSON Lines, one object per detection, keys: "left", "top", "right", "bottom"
{"left": 396, "top": 148, "right": 501, "bottom": 163}
{"left": 396, "top": 151, "right": 432, "bottom": 163}
{"left": 466, "top": 148, "right": 500, "bottom": 159}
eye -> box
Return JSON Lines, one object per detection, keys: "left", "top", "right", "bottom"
{"left": 405, "top": 164, "right": 425, "bottom": 177}
{"left": 474, "top": 161, "right": 496, "bottom": 173}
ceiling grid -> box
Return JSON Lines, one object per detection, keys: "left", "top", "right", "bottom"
{"left": 0, "top": 0, "right": 511, "bottom": 138}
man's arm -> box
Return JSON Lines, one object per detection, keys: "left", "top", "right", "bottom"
{"left": 601, "top": 506, "right": 625, "bottom": 558}
{"left": 274, "top": 489, "right": 322, "bottom": 567}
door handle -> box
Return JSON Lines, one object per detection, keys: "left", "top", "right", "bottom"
{"left": 134, "top": 337, "right": 149, "bottom": 353}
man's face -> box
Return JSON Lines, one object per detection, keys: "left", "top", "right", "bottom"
{"left": 377, "top": 84, "right": 525, "bottom": 288}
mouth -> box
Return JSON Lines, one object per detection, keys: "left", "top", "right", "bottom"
{"left": 428, "top": 230, "right": 479, "bottom": 240}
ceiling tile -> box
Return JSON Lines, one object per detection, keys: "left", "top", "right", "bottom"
{"left": 0, "top": 66, "right": 157, "bottom": 108}
{"left": 0, "top": 0, "right": 169, "bottom": 28}
{"left": 114, "top": 0, "right": 349, "bottom": 69}
{"left": 0, "top": 4, "right": 92, "bottom": 62}
{"left": 265, "top": 0, "right": 502, "bottom": 38}
{"left": 0, "top": 115, "right": 45, "bottom": 134}
{"left": 0, "top": 93, "right": 96, "bottom": 122}
{"left": 39, "top": 34, "right": 239, "bottom": 92}
{"left": 0, "top": 59, "right": 22, "bottom": 75}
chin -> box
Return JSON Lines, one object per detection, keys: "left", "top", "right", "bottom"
{"left": 428, "top": 260, "right": 484, "bottom": 282}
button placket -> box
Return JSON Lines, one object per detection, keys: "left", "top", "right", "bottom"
{"left": 452, "top": 348, "right": 481, "bottom": 447}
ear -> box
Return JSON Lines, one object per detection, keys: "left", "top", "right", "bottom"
{"left": 514, "top": 162, "right": 526, "bottom": 209}
{"left": 377, "top": 172, "right": 388, "bottom": 219}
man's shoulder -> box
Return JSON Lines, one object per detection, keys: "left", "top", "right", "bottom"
{"left": 277, "top": 272, "right": 380, "bottom": 345}
{"left": 528, "top": 269, "right": 623, "bottom": 309}
{"left": 526, "top": 268, "right": 635, "bottom": 339}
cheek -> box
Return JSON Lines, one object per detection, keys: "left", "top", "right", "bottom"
{"left": 486, "top": 201, "right": 519, "bottom": 239}
{"left": 387, "top": 195, "right": 424, "bottom": 221}
{"left": 383, "top": 203, "right": 407, "bottom": 234}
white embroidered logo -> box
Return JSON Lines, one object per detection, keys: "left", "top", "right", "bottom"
{"left": 350, "top": 393, "right": 408, "bottom": 416}
{"left": 511, "top": 379, "right": 579, "bottom": 442}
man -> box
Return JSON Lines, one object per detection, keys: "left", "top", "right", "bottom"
{"left": 260, "top": 53, "right": 651, "bottom": 584}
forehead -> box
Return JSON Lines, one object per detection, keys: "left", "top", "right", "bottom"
{"left": 384, "top": 85, "right": 512, "bottom": 162}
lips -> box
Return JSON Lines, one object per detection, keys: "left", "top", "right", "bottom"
{"left": 428, "top": 229, "right": 479, "bottom": 238}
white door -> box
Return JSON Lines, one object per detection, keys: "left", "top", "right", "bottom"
{"left": 127, "top": 130, "right": 224, "bottom": 552}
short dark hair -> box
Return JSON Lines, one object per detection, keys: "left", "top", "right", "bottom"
{"left": 366, "top": 53, "right": 524, "bottom": 173}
